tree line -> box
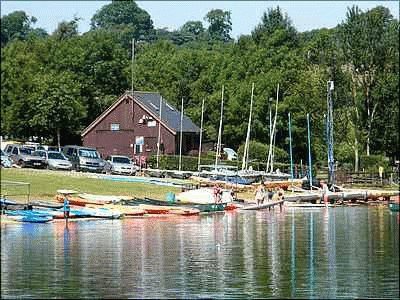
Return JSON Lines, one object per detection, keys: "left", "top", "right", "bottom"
{"left": 1, "top": 1, "right": 398, "bottom": 171}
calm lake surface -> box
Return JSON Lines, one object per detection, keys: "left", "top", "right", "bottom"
{"left": 1, "top": 207, "right": 399, "bottom": 299}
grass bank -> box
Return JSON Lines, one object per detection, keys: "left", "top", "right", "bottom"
{"left": 1, "top": 168, "right": 180, "bottom": 201}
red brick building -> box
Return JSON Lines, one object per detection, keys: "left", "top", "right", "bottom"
{"left": 82, "top": 91, "right": 200, "bottom": 159}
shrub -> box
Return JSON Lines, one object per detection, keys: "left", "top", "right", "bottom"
{"left": 359, "top": 154, "right": 389, "bottom": 173}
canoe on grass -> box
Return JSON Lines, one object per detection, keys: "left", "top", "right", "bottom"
{"left": 168, "top": 208, "right": 200, "bottom": 216}
{"left": 31, "top": 200, "right": 63, "bottom": 209}
{"left": 68, "top": 206, "right": 121, "bottom": 219}
{"left": 126, "top": 197, "right": 226, "bottom": 213}
{"left": 55, "top": 194, "right": 114, "bottom": 206}
{"left": 87, "top": 204, "right": 145, "bottom": 216}
{"left": 136, "top": 204, "right": 200, "bottom": 216}
{"left": 137, "top": 204, "right": 170, "bottom": 214}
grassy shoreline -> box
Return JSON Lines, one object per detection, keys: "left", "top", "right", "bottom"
{"left": 1, "top": 168, "right": 181, "bottom": 201}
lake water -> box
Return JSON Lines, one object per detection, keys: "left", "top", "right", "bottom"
{"left": 1, "top": 207, "right": 399, "bottom": 298}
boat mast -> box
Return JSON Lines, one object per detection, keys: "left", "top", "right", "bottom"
{"left": 179, "top": 97, "right": 184, "bottom": 171}
{"left": 215, "top": 85, "right": 225, "bottom": 171}
{"left": 288, "top": 112, "right": 294, "bottom": 179}
{"left": 327, "top": 80, "right": 335, "bottom": 186}
{"left": 156, "top": 96, "right": 163, "bottom": 169}
{"left": 197, "top": 98, "right": 205, "bottom": 171}
{"left": 242, "top": 83, "right": 255, "bottom": 171}
{"left": 266, "top": 84, "right": 279, "bottom": 172}
{"left": 270, "top": 84, "right": 279, "bottom": 172}
{"left": 307, "top": 113, "right": 313, "bottom": 190}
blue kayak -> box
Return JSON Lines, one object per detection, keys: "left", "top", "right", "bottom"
{"left": 6, "top": 209, "right": 54, "bottom": 218}
{"left": 19, "top": 215, "right": 53, "bottom": 223}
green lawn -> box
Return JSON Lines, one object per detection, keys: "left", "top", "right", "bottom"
{"left": 1, "top": 168, "right": 180, "bottom": 201}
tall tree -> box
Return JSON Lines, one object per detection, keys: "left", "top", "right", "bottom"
{"left": 90, "top": 0, "right": 153, "bottom": 41}
{"left": 29, "top": 71, "right": 86, "bottom": 148}
{"left": 204, "top": 9, "right": 232, "bottom": 42}
{"left": 53, "top": 17, "right": 80, "bottom": 40}
{"left": 252, "top": 6, "right": 296, "bottom": 44}
{"left": 1, "top": 11, "right": 38, "bottom": 47}
{"left": 180, "top": 21, "right": 205, "bottom": 37}
{"left": 338, "top": 6, "right": 396, "bottom": 158}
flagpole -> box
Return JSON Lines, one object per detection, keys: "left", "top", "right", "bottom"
{"left": 215, "top": 85, "right": 224, "bottom": 171}
{"left": 156, "top": 96, "right": 162, "bottom": 169}
{"left": 179, "top": 97, "right": 184, "bottom": 171}
{"left": 197, "top": 98, "right": 205, "bottom": 171}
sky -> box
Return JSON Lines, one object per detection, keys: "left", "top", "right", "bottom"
{"left": 1, "top": 1, "right": 399, "bottom": 38}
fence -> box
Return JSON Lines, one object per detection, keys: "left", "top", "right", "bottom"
{"left": 335, "top": 171, "right": 399, "bottom": 187}
{"left": 0, "top": 180, "right": 30, "bottom": 204}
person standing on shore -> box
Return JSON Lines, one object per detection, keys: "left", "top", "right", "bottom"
{"left": 255, "top": 182, "right": 266, "bottom": 206}
{"left": 321, "top": 181, "right": 329, "bottom": 206}
{"left": 213, "top": 183, "right": 222, "bottom": 204}
{"left": 267, "top": 188, "right": 274, "bottom": 202}
{"left": 63, "top": 196, "right": 70, "bottom": 220}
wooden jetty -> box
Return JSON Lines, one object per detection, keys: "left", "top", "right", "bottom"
{"left": 285, "top": 202, "right": 336, "bottom": 208}
{"left": 241, "top": 200, "right": 284, "bottom": 211}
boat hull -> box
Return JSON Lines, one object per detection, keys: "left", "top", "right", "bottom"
{"left": 389, "top": 202, "right": 400, "bottom": 212}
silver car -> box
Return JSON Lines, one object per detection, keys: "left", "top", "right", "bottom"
{"left": 105, "top": 155, "right": 137, "bottom": 175}
{"left": 9, "top": 145, "right": 46, "bottom": 168}
{"left": 33, "top": 150, "right": 72, "bottom": 170}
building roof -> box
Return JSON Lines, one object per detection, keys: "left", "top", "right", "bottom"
{"left": 81, "top": 91, "right": 200, "bottom": 137}
{"left": 134, "top": 91, "right": 200, "bottom": 134}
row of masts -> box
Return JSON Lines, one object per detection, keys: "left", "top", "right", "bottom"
{"left": 132, "top": 39, "right": 334, "bottom": 183}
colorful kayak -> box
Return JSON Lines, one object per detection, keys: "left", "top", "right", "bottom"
{"left": 137, "top": 204, "right": 200, "bottom": 216}
{"left": 74, "top": 207, "right": 121, "bottom": 219}
{"left": 126, "top": 197, "right": 226, "bottom": 213}
{"left": 168, "top": 208, "right": 200, "bottom": 216}
{"left": 6, "top": 209, "right": 53, "bottom": 218}
{"left": 31, "top": 200, "right": 63, "bottom": 209}
{"left": 8, "top": 215, "right": 53, "bottom": 223}
{"left": 137, "top": 204, "right": 170, "bottom": 214}
{"left": 5, "top": 210, "right": 54, "bottom": 223}
{"left": 87, "top": 204, "right": 145, "bottom": 216}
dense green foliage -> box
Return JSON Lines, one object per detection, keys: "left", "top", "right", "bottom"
{"left": 1, "top": 1, "right": 398, "bottom": 171}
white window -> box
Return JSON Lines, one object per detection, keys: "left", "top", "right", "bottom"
{"left": 134, "top": 136, "right": 144, "bottom": 154}
{"left": 110, "top": 123, "right": 120, "bottom": 131}
{"left": 147, "top": 120, "right": 156, "bottom": 127}
{"left": 135, "top": 144, "right": 143, "bottom": 154}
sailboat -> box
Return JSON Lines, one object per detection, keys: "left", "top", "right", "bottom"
{"left": 236, "top": 83, "right": 263, "bottom": 185}
{"left": 166, "top": 97, "right": 193, "bottom": 180}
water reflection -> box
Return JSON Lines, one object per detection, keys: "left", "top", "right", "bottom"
{"left": 1, "top": 208, "right": 399, "bottom": 298}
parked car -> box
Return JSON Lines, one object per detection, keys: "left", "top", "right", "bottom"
{"left": 1, "top": 149, "right": 13, "bottom": 168}
{"left": 23, "top": 142, "right": 46, "bottom": 152}
{"left": 223, "top": 148, "right": 238, "bottom": 161}
{"left": 62, "top": 145, "right": 105, "bottom": 173}
{"left": 8, "top": 145, "right": 46, "bottom": 168}
{"left": 32, "top": 150, "right": 72, "bottom": 171}
{"left": 105, "top": 155, "right": 137, "bottom": 175}
{"left": 42, "top": 145, "right": 61, "bottom": 152}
